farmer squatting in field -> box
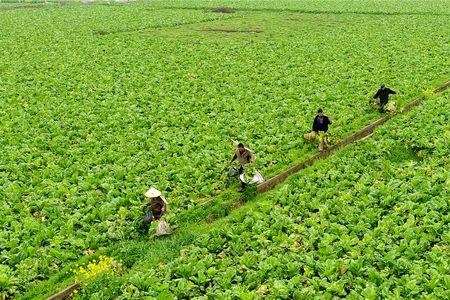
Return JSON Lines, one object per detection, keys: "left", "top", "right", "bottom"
{"left": 141, "top": 188, "right": 171, "bottom": 235}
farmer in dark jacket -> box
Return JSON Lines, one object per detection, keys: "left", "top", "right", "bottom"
{"left": 373, "top": 84, "right": 396, "bottom": 112}
{"left": 229, "top": 143, "right": 255, "bottom": 192}
{"left": 312, "top": 109, "right": 332, "bottom": 133}
{"left": 311, "top": 109, "right": 332, "bottom": 151}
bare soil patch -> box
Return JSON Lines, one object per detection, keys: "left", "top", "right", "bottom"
{"left": 200, "top": 28, "right": 263, "bottom": 33}
{"left": 205, "top": 213, "right": 219, "bottom": 223}
{"left": 210, "top": 7, "right": 235, "bottom": 14}
{"left": 93, "top": 29, "right": 110, "bottom": 35}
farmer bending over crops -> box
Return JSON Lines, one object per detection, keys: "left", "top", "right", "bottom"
{"left": 304, "top": 108, "right": 332, "bottom": 151}
{"left": 143, "top": 188, "right": 167, "bottom": 222}
{"left": 142, "top": 188, "right": 171, "bottom": 235}
{"left": 373, "top": 84, "right": 396, "bottom": 112}
{"left": 228, "top": 143, "right": 255, "bottom": 192}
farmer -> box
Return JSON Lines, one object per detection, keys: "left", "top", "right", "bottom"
{"left": 373, "top": 84, "right": 396, "bottom": 112}
{"left": 228, "top": 143, "right": 255, "bottom": 192}
{"left": 312, "top": 108, "right": 332, "bottom": 134}
{"left": 142, "top": 188, "right": 168, "bottom": 225}
{"left": 305, "top": 108, "right": 332, "bottom": 151}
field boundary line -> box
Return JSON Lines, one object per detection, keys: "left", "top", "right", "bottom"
{"left": 257, "top": 80, "right": 450, "bottom": 193}
{"left": 45, "top": 283, "right": 80, "bottom": 300}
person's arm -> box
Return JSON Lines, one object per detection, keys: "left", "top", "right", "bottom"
{"left": 327, "top": 116, "right": 332, "bottom": 125}
{"left": 388, "top": 88, "right": 396, "bottom": 95}
{"left": 373, "top": 89, "right": 380, "bottom": 99}
{"left": 229, "top": 153, "right": 237, "bottom": 165}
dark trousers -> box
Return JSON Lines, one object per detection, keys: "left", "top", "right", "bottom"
{"left": 238, "top": 165, "right": 246, "bottom": 189}
{"left": 380, "top": 99, "right": 388, "bottom": 112}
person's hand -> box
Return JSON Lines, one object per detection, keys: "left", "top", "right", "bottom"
{"left": 228, "top": 160, "right": 232, "bottom": 166}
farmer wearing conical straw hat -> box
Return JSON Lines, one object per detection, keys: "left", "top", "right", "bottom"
{"left": 142, "top": 188, "right": 167, "bottom": 224}
{"left": 141, "top": 188, "right": 171, "bottom": 235}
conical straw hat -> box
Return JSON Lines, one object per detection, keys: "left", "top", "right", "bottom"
{"left": 145, "top": 188, "right": 161, "bottom": 198}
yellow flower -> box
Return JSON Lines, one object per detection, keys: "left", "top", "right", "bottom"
{"left": 73, "top": 256, "right": 123, "bottom": 284}
{"left": 423, "top": 88, "right": 435, "bottom": 95}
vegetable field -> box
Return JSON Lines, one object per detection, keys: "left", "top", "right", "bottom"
{"left": 97, "top": 90, "right": 449, "bottom": 299}
{"left": 0, "top": 0, "right": 449, "bottom": 298}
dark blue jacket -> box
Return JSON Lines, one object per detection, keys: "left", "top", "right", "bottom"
{"left": 312, "top": 115, "right": 332, "bottom": 132}
{"left": 374, "top": 88, "right": 396, "bottom": 104}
